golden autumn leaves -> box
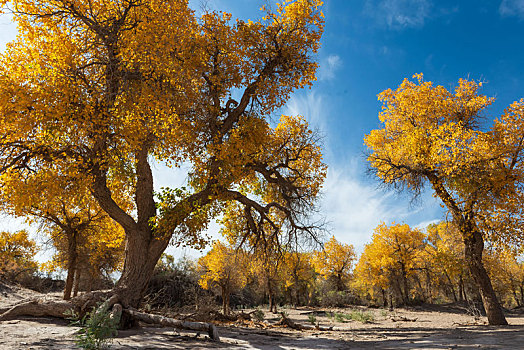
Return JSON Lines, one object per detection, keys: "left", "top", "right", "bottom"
{"left": 0, "top": 0, "right": 327, "bottom": 305}
{"left": 365, "top": 74, "right": 524, "bottom": 324}
{"left": 364, "top": 74, "right": 524, "bottom": 247}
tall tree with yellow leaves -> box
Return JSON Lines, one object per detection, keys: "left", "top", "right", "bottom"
{"left": 0, "top": 0, "right": 326, "bottom": 320}
{"left": 353, "top": 223, "right": 425, "bottom": 305}
{"left": 0, "top": 167, "right": 125, "bottom": 300}
{"left": 312, "top": 236, "right": 355, "bottom": 292}
{"left": 365, "top": 74, "right": 524, "bottom": 324}
{"left": 198, "top": 241, "right": 248, "bottom": 315}
{"left": 0, "top": 230, "right": 38, "bottom": 283}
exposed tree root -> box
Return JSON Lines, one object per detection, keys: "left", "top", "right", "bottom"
{"left": 124, "top": 308, "right": 220, "bottom": 341}
{"left": 0, "top": 292, "right": 220, "bottom": 341}
{"left": 0, "top": 298, "right": 73, "bottom": 321}
{"left": 277, "top": 312, "right": 332, "bottom": 331}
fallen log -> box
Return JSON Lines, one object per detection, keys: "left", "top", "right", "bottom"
{"left": 124, "top": 308, "right": 220, "bottom": 341}
{"left": 0, "top": 291, "right": 114, "bottom": 322}
{"left": 391, "top": 316, "right": 418, "bottom": 322}
{"left": 277, "top": 312, "right": 332, "bottom": 331}
{"left": 0, "top": 299, "right": 73, "bottom": 321}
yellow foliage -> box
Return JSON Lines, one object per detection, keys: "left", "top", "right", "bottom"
{"left": 365, "top": 74, "right": 524, "bottom": 248}
{"left": 353, "top": 223, "right": 425, "bottom": 301}
{"left": 312, "top": 236, "right": 355, "bottom": 289}
{"left": 198, "top": 241, "right": 247, "bottom": 292}
{"left": 0, "top": 230, "right": 38, "bottom": 281}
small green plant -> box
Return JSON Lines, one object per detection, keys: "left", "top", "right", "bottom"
{"left": 334, "top": 312, "right": 347, "bottom": 323}
{"left": 307, "top": 314, "right": 317, "bottom": 325}
{"left": 252, "top": 309, "right": 265, "bottom": 322}
{"left": 380, "top": 309, "right": 389, "bottom": 318}
{"left": 326, "top": 310, "right": 374, "bottom": 323}
{"left": 348, "top": 310, "right": 374, "bottom": 323}
{"left": 68, "top": 301, "right": 119, "bottom": 349}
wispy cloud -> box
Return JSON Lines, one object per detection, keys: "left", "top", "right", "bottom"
{"left": 320, "top": 163, "right": 405, "bottom": 252}
{"left": 499, "top": 0, "right": 524, "bottom": 18}
{"left": 318, "top": 54, "right": 343, "bottom": 81}
{"left": 285, "top": 91, "right": 326, "bottom": 132}
{"left": 364, "top": 0, "right": 432, "bottom": 30}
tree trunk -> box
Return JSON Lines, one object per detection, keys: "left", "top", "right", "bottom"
{"left": 221, "top": 285, "right": 230, "bottom": 315}
{"left": 114, "top": 230, "right": 168, "bottom": 309}
{"left": 463, "top": 228, "right": 508, "bottom": 325}
{"left": 400, "top": 264, "right": 410, "bottom": 304}
{"left": 428, "top": 176, "right": 507, "bottom": 325}
{"left": 73, "top": 268, "right": 81, "bottom": 297}
{"left": 444, "top": 271, "right": 457, "bottom": 302}
{"left": 382, "top": 289, "right": 388, "bottom": 308}
{"left": 63, "top": 234, "right": 78, "bottom": 300}
{"left": 124, "top": 308, "right": 220, "bottom": 341}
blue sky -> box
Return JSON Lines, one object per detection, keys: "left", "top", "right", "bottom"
{"left": 1, "top": 0, "right": 524, "bottom": 259}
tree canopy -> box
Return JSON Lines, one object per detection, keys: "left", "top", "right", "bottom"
{"left": 0, "top": 0, "right": 326, "bottom": 309}
{"left": 365, "top": 74, "right": 524, "bottom": 325}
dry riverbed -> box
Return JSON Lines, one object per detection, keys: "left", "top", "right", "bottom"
{"left": 2, "top": 285, "right": 524, "bottom": 349}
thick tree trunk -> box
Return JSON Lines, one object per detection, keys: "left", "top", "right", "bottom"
{"left": 63, "top": 266, "right": 75, "bottom": 301}
{"left": 428, "top": 176, "right": 507, "bottom": 325}
{"left": 114, "top": 230, "right": 167, "bottom": 309}
{"left": 463, "top": 228, "right": 508, "bottom": 325}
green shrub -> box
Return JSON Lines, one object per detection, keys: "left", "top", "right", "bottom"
{"left": 348, "top": 310, "right": 374, "bottom": 323}
{"left": 252, "top": 309, "right": 265, "bottom": 322}
{"left": 308, "top": 314, "right": 317, "bottom": 325}
{"left": 327, "top": 310, "right": 374, "bottom": 324}
{"left": 69, "top": 301, "right": 119, "bottom": 350}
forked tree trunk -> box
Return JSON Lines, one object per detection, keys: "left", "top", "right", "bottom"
{"left": 463, "top": 228, "right": 508, "bottom": 325}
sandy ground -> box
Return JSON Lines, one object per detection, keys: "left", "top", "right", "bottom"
{"left": 2, "top": 285, "right": 524, "bottom": 349}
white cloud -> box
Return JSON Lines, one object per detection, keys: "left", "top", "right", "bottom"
{"left": 284, "top": 91, "right": 325, "bottom": 132}
{"left": 318, "top": 54, "right": 343, "bottom": 81}
{"left": 365, "top": 0, "right": 432, "bottom": 30}
{"left": 319, "top": 164, "right": 404, "bottom": 253}
{"left": 414, "top": 218, "right": 441, "bottom": 231}
{"left": 499, "top": 0, "right": 524, "bottom": 18}
{"left": 0, "top": 13, "right": 17, "bottom": 52}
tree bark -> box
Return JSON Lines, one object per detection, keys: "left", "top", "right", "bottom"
{"left": 73, "top": 268, "right": 81, "bottom": 297}
{"left": 114, "top": 229, "right": 168, "bottom": 309}
{"left": 463, "top": 228, "right": 508, "bottom": 325}
{"left": 428, "top": 175, "right": 507, "bottom": 325}
{"left": 63, "top": 232, "right": 78, "bottom": 300}
{"left": 124, "top": 308, "right": 220, "bottom": 341}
